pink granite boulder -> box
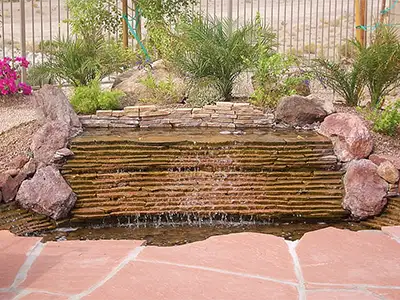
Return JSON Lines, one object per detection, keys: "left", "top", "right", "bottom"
{"left": 31, "top": 121, "right": 70, "bottom": 166}
{"left": 377, "top": 161, "right": 400, "bottom": 184}
{"left": 275, "top": 95, "right": 327, "bottom": 126}
{"left": 319, "top": 113, "right": 373, "bottom": 162}
{"left": 33, "top": 85, "right": 82, "bottom": 137}
{"left": 369, "top": 154, "right": 400, "bottom": 170}
{"left": 343, "top": 159, "right": 388, "bottom": 219}
{"left": 16, "top": 166, "right": 76, "bottom": 220}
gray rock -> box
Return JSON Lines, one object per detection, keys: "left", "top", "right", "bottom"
{"left": 307, "top": 94, "right": 336, "bottom": 115}
{"left": 16, "top": 166, "right": 77, "bottom": 220}
{"left": 113, "top": 60, "right": 185, "bottom": 105}
{"left": 275, "top": 95, "right": 327, "bottom": 126}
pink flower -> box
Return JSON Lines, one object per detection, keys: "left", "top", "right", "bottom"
{"left": 15, "top": 57, "right": 30, "bottom": 68}
{"left": 18, "top": 82, "right": 32, "bottom": 95}
{"left": 0, "top": 57, "right": 32, "bottom": 96}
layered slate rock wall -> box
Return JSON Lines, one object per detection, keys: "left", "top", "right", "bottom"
{"left": 79, "top": 103, "right": 275, "bottom": 129}
{"left": 62, "top": 130, "right": 347, "bottom": 223}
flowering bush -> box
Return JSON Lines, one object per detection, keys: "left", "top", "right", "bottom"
{"left": 0, "top": 57, "right": 32, "bottom": 95}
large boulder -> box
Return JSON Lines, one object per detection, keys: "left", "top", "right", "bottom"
{"left": 112, "top": 60, "right": 185, "bottom": 105}
{"left": 16, "top": 166, "right": 76, "bottom": 220}
{"left": 343, "top": 159, "right": 388, "bottom": 219}
{"left": 377, "top": 161, "right": 400, "bottom": 184}
{"left": 369, "top": 154, "right": 400, "bottom": 170}
{"left": 307, "top": 94, "right": 336, "bottom": 115}
{"left": 31, "top": 121, "right": 69, "bottom": 166}
{"left": 275, "top": 95, "right": 328, "bottom": 126}
{"left": 319, "top": 113, "right": 373, "bottom": 162}
{"left": 33, "top": 85, "right": 82, "bottom": 137}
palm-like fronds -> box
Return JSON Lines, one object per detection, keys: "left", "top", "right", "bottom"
{"left": 311, "top": 57, "right": 364, "bottom": 106}
{"left": 357, "top": 27, "right": 400, "bottom": 108}
{"left": 28, "top": 34, "right": 135, "bottom": 87}
{"left": 172, "top": 16, "right": 274, "bottom": 100}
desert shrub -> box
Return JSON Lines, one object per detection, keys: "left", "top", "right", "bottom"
{"left": 138, "top": 0, "right": 196, "bottom": 24}
{"left": 246, "top": 13, "right": 305, "bottom": 108}
{"left": 186, "top": 79, "right": 225, "bottom": 107}
{"left": 311, "top": 56, "right": 364, "bottom": 106}
{"left": 171, "top": 16, "right": 275, "bottom": 101}
{"left": 357, "top": 27, "right": 400, "bottom": 108}
{"left": 70, "top": 80, "right": 124, "bottom": 114}
{"left": 251, "top": 53, "right": 308, "bottom": 108}
{"left": 365, "top": 100, "right": 400, "bottom": 136}
{"left": 66, "top": 0, "right": 120, "bottom": 39}
{"left": 139, "top": 71, "right": 182, "bottom": 104}
{"left": 28, "top": 36, "right": 135, "bottom": 87}
{"left": 137, "top": 0, "right": 196, "bottom": 60}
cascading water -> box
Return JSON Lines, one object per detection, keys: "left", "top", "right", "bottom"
{"left": 61, "top": 128, "right": 347, "bottom": 226}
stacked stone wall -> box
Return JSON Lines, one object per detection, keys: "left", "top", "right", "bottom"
{"left": 79, "top": 102, "right": 275, "bottom": 129}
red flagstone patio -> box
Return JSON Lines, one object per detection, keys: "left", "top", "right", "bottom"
{"left": 0, "top": 227, "right": 399, "bottom": 300}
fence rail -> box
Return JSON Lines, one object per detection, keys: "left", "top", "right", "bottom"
{"left": 0, "top": 0, "right": 394, "bottom": 69}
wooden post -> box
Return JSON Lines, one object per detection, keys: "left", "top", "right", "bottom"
{"left": 122, "top": 0, "right": 128, "bottom": 48}
{"left": 380, "top": 0, "right": 387, "bottom": 23}
{"left": 355, "top": 0, "right": 367, "bottom": 47}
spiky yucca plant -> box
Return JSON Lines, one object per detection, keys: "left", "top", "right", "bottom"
{"left": 172, "top": 16, "right": 275, "bottom": 100}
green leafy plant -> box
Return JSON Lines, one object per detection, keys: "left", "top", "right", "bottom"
{"left": 70, "top": 79, "right": 124, "bottom": 114}
{"left": 137, "top": 0, "right": 196, "bottom": 24}
{"left": 251, "top": 53, "right": 308, "bottom": 108}
{"left": 145, "top": 22, "right": 176, "bottom": 60}
{"left": 364, "top": 100, "right": 400, "bottom": 136}
{"left": 28, "top": 36, "right": 135, "bottom": 87}
{"left": 66, "top": 0, "right": 120, "bottom": 40}
{"left": 139, "top": 71, "right": 181, "bottom": 104}
{"left": 357, "top": 27, "right": 400, "bottom": 108}
{"left": 171, "top": 16, "right": 275, "bottom": 101}
{"left": 311, "top": 56, "right": 364, "bottom": 106}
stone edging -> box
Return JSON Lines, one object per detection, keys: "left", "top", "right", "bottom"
{"left": 79, "top": 102, "right": 275, "bottom": 129}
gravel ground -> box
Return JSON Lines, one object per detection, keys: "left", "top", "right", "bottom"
{"left": 0, "top": 96, "right": 39, "bottom": 135}
{"left": 0, "top": 121, "right": 42, "bottom": 172}
{"left": 0, "top": 95, "right": 42, "bottom": 171}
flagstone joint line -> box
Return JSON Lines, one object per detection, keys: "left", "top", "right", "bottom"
{"left": 135, "top": 258, "right": 298, "bottom": 286}
{"left": 11, "top": 242, "right": 46, "bottom": 291}
{"left": 287, "top": 240, "right": 306, "bottom": 300}
{"left": 69, "top": 246, "right": 146, "bottom": 300}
